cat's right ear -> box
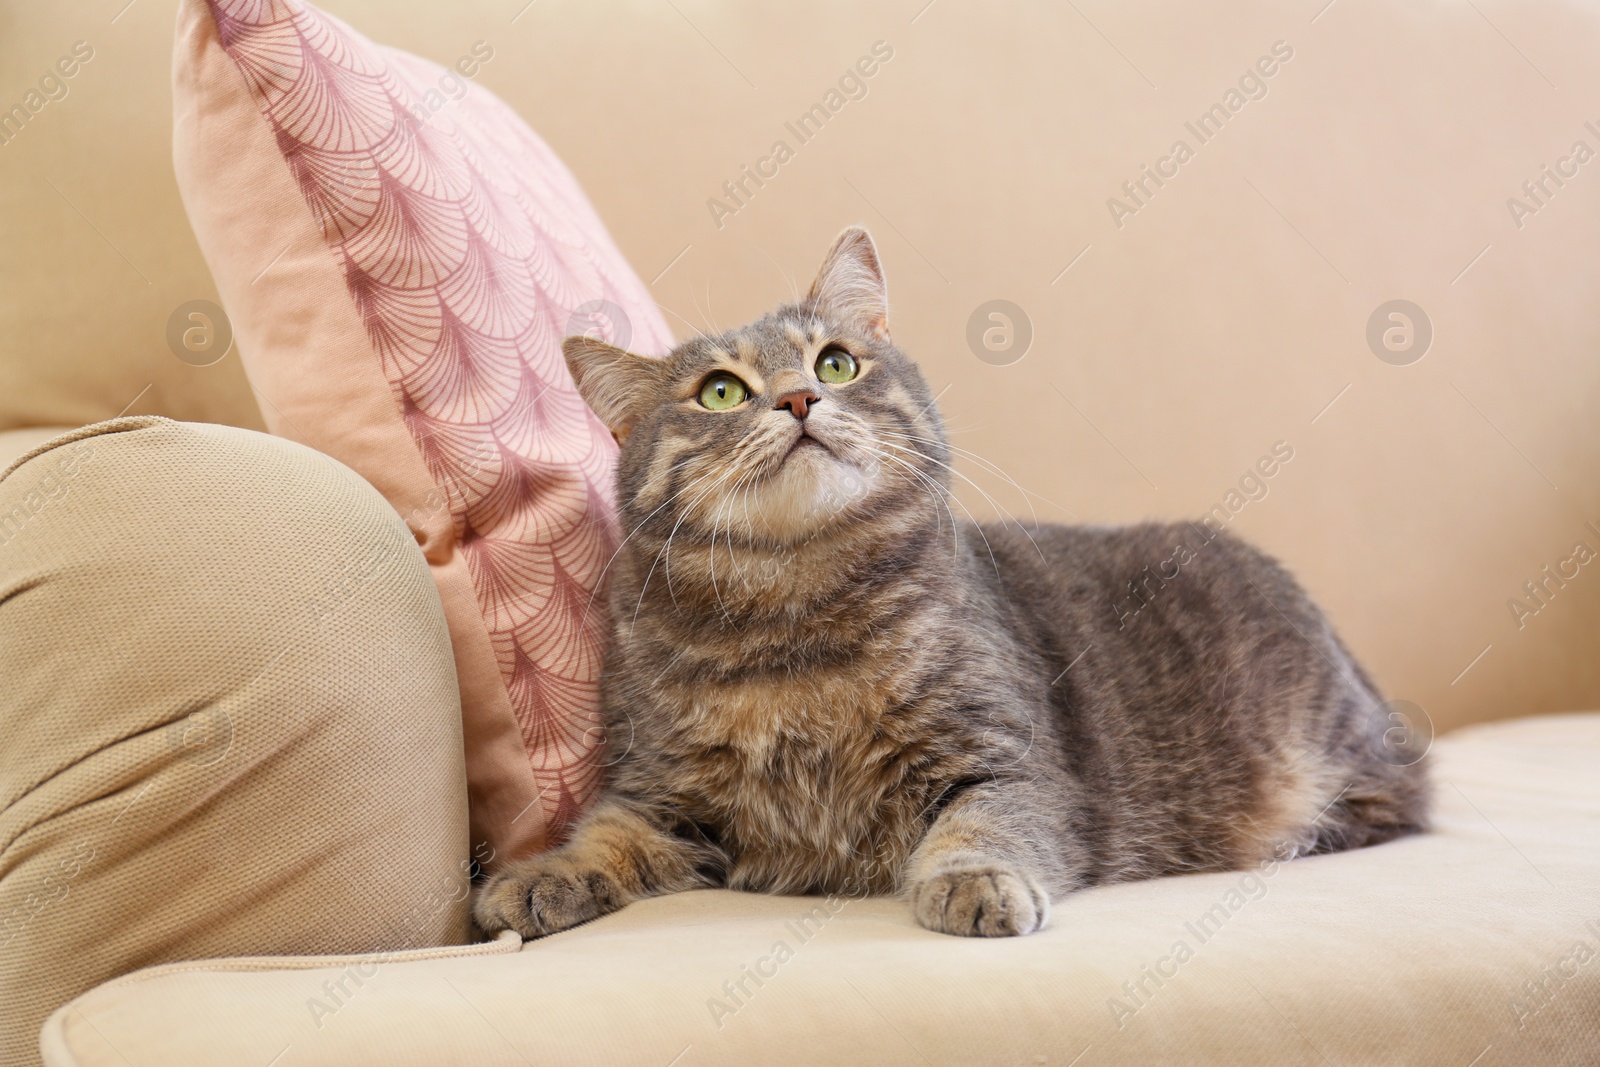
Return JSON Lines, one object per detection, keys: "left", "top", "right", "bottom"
{"left": 807, "top": 226, "right": 889, "bottom": 341}
{"left": 562, "top": 336, "right": 666, "bottom": 446}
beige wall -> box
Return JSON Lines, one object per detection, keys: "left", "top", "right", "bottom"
{"left": 2, "top": 0, "right": 1597, "bottom": 733}
{"left": 0, "top": 4, "right": 263, "bottom": 431}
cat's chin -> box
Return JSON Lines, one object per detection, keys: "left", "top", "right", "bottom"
{"left": 739, "top": 446, "right": 878, "bottom": 543}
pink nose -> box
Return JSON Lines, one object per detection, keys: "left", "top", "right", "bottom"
{"left": 775, "top": 389, "right": 820, "bottom": 420}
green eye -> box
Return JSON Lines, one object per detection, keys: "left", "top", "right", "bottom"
{"left": 698, "top": 373, "right": 749, "bottom": 410}
{"left": 816, "top": 347, "right": 858, "bottom": 384}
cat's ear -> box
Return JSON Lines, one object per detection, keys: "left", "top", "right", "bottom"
{"left": 806, "top": 226, "right": 889, "bottom": 340}
{"left": 563, "top": 336, "right": 666, "bottom": 446}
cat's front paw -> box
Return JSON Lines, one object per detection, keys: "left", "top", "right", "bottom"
{"left": 910, "top": 862, "right": 1051, "bottom": 937}
{"left": 473, "top": 857, "right": 625, "bottom": 939}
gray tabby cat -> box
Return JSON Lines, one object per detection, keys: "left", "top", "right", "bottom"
{"left": 473, "top": 227, "right": 1429, "bottom": 939}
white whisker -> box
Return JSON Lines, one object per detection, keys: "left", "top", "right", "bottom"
{"left": 870, "top": 440, "right": 1008, "bottom": 573}
{"left": 878, "top": 428, "right": 1076, "bottom": 526}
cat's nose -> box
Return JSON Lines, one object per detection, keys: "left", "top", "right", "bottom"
{"left": 774, "top": 389, "right": 820, "bottom": 420}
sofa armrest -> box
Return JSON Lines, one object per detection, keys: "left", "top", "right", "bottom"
{"left": 0, "top": 417, "right": 473, "bottom": 1067}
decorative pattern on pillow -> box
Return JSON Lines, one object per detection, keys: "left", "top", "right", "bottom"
{"left": 189, "top": 0, "right": 671, "bottom": 849}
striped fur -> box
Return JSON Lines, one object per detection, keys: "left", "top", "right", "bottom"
{"left": 474, "top": 228, "right": 1429, "bottom": 939}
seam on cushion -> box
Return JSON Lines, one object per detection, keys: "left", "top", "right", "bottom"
{"left": 36, "top": 1010, "right": 77, "bottom": 1067}
{"left": 0, "top": 416, "right": 172, "bottom": 483}
{"left": 66, "top": 929, "right": 523, "bottom": 999}
{"left": 39, "top": 932, "right": 526, "bottom": 1061}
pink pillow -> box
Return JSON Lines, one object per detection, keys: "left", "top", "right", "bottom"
{"left": 172, "top": 0, "right": 671, "bottom": 865}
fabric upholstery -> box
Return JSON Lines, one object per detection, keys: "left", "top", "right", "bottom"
{"left": 0, "top": 417, "right": 472, "bottom": 1067}
{"left": 39, "top": 712, "right": 1600, "bottom": 1066}
{"left": 171, "top": 0, "right": 674, "bottom": 866}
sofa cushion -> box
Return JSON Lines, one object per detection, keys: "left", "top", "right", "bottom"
{"left": 171, "top": 0, "right": 675, "bottom": 868}
{"left": 0, "top": 417, "right": 472, "bottom": 1067}
{"left": 39, "top": 712, "right": 1600, "bottom": 1066}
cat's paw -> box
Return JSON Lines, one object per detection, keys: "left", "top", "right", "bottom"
{"left": 472, "top": 857, "right": 625, "bottom": 939}
{"left": 910, "top": 862, "right": 1051, "bottom": 937}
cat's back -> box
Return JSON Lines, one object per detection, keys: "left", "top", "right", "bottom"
{"left": 964, "top": 518, "right": 1318, "bottom": 648}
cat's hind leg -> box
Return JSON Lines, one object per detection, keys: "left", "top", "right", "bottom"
{"left": 1301, "top": 680, "right": 1433, "bottom": 854}
{"left": 1307, "top": 756, "right": 1431, "bottom": 854}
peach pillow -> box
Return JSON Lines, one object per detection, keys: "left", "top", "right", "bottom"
{"left": 172, "top": 0, "right": 671, "bottom": 865}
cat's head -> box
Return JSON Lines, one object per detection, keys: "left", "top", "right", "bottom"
{"left": 563, "top": 227, "right": 950, "bottom": 547}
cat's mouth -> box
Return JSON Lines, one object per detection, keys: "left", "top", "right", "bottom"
{"left": 744, "top": 422, "right": 881, "bottom": 538}
{"left": 783, "top": 430, "right": 832, "bottom": 460}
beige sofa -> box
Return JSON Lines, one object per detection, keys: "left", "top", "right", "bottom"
{"left": 5, "top": 419, "right": 1597, "bottom": 1066}
{"left": 4, "top": 1, "right": 1600, "bottom": 1063}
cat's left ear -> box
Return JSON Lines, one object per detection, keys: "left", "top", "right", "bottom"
{"left": 563, "top": 336, "right": 667, "bottom": 446}
{"left": 807, "top": 226, "right": 890, "bottom": 341}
